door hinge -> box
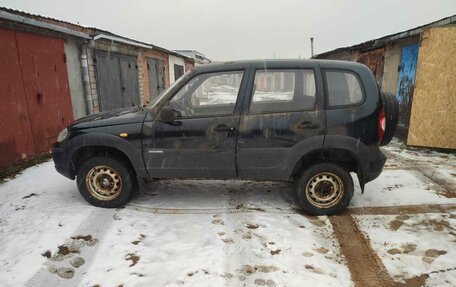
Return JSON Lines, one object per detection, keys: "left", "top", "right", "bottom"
{"left": 63, "top": 53, "right": 67, "bottom": 63}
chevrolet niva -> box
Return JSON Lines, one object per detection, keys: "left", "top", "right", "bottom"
{"left": 53, "top": 60, "right": 398, "bottom": 215}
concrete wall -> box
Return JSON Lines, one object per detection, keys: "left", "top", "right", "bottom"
{"left": 381, "top": 37, "right": 419, "bottom": 95}
{"left": 168, "top": 55, "right": 186, "bottom": 84}
{"left": 63, "top": 37, "right": 87, "bottom": 119}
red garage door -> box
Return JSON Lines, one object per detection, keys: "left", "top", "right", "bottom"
{"left": 0, "top": 29, "right": 35, "bottom": 169}
{"left": 0, "top": 29, "right": 73, "bottom": 169}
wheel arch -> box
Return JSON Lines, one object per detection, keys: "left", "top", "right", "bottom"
{"left": 65, "top": 133, "right": 147, "bottom": 179}
{"left": 289, "top": 135, "right": 370, "bottom": 192}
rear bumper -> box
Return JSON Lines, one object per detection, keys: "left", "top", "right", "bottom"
{"left": 52, "top": 143, "right": 74, "bottom": 179}
{"left": 365, "top": 147, "right": 386, "bottom": 183}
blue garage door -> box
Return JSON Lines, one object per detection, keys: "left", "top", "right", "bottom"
{"left": 396, "top": 43, "right": 419, "bottom": 130}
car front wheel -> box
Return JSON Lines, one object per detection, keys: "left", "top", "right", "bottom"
{"left": 77, "top": 156, "right": 136, "bottom": 208}
{"left": 296, "top": 163, "right": 354, "bottom": 216}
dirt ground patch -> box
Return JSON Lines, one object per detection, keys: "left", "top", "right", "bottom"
{"left": 347, "top": 204, "right": 456, "bottom": 216}
{"left": 0, "top": 153, "right": 51, "bottom": 184}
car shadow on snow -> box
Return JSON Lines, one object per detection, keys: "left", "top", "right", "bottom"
{"left": 132, "top": 179, "right": 299, "bottom": 211}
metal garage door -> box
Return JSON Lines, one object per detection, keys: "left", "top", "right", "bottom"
{"left": 16, "top": 32, "right": 74, "bottom": 153}
{"left": 358, "top": 47, "right": 385, "bottom": 87}
{"left": 396, "top": 44, "right": 419, "bottom": 131}
{"left": 147, "top": 57, "right": 165, "bottom": 101}
{"left": 94, "top": 51, "right": 140, "bottom": 111}
{"left": 0, "top": 29, "right": 35, "bottom": 169}
{"left": 0, "top": 29, "right": 73, "bottom": 168}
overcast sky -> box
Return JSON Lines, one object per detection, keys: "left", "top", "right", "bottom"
{"left": 1, "top": 0, "right": 455, "bottom": 61}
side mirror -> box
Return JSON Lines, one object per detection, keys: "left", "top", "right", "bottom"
{"left": 158, "top": 106, "right": 176, "bottom": 123}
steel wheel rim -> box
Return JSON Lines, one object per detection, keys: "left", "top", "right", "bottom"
{"left": 86, "top": 165, "right": 122, "bottom": 200}
{"left": 305, "top": 172, "right": 344, "bottom": 208}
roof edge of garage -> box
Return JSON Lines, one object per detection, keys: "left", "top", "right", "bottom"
{"left": 0, "top": 9, "right": 91, "bottom": 39}
{"left": 313, "top": 14, "right": 456, "bottom": 59}
{"left": 0, "top": 6, "right": 196, "bottom": 61}
{"left": 93, "top": 33, "right": 153, "bottom": 49}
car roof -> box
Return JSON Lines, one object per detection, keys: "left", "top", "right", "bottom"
{"left": 192, "top": 59, "right": 367, "bottom": 73}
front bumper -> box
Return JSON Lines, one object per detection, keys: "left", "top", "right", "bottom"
{"left": 52, "top": 143, "right": 74, "bottom": 179}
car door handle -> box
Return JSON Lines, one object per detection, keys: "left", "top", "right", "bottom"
{"left": 214, "top": 125, "right": 235, "bottom": 132}
{"left": 297, "top": 122, "right": 320, "bottom": 129}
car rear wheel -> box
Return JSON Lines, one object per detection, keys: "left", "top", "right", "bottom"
{"left": 380, "top": 92, "right": 399, "bottom": 146}
{"left": 296, "top": 163, "right": 354, "bottom": 215}
{"left": 77, "top": 156, "right": 136, "bottom": 208}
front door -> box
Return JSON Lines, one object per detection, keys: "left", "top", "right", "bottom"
{"left": 237, "top": 65, "right": 326, "bottom": 180}
{"left": 143, "top": 70, "right": 247, "bottom": 178}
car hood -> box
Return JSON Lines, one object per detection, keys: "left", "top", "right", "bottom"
{"left": 69, "top": 107, "right": 148, "bottom": 129}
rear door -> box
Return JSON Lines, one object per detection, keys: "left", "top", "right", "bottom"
{"left": 143, "top": 70, "right": 248, "bottom": 178}
{"left": 237, "top": 63, "right": 325, "bottom": 180}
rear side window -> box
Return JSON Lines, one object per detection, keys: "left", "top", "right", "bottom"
{"left": 249, "top": 69, "right": 316, "bottom": 114}
{"left": 325, "top": 71, "right": 363, "bottom": 107}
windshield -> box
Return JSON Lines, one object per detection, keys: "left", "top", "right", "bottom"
{"left": 146, "top": 71, "right": 191, "bottom": 109}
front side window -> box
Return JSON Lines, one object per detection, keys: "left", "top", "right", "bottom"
{"left": 169, "top": 71, "right": 243, "bottom": 117}
{"left": 249, "top": 69, "right": 316, "bottom": 114}
{"left": 325, "top": 71, "right": 363, "bottom": 107}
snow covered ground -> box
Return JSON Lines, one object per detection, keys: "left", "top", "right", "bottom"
{"left": 355, "top": 213, "right": 456, "bottom": 286}
{"left": 0, "top": 140, "right": 454, "bottom": 286}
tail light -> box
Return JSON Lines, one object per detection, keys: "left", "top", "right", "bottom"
{"left": 378, "top": 108, "right": 386, "bottom": 143}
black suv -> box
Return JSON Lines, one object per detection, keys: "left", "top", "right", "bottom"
{"left": 53, "top": 60, "right": 398, "bottom": 215}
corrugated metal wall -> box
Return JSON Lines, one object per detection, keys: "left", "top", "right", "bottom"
{"left": 0, "top": 29, "right": 73, "bottom": 169}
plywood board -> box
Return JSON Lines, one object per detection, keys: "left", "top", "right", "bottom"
{"left": 407, "top": 27, "right": 456, "bottom": 149}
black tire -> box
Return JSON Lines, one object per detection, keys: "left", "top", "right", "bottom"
{"left": 380, "top": 92, "right": 399, "bottom": 146}
{"left": 296, "top": 163, "right": 354, "bottom": 216}
{"left": 77, "top": 156, "right": 136, "bottom": 208}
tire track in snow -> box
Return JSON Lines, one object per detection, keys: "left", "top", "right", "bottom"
{"left": 329, "top": 214, "right": 396, "bottom": 287}
{"left": 126, "top": 202, "right": 456, "bottom": 216}
{"left": 383, "top": 150, "right": 455, "bottom": 196}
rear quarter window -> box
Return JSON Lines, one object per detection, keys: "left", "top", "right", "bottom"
{"left": 325, "top": 70, "right": 364, "bottom": 107}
